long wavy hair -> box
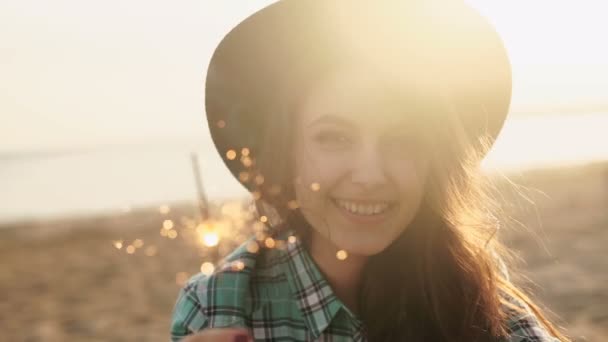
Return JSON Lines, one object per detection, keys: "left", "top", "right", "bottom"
{"left": 245, "top": 73, "right": 570, "bottom": 341}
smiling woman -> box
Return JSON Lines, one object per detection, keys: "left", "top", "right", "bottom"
{"left": 171, "top": 0, "right": 569, "bottom": 341}
{"left": 292, "top": 66, "right": 432, "bottom": 257}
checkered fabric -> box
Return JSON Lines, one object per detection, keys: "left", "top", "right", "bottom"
{"left": 170, "top": 228, "right": 558, "bottom": 341}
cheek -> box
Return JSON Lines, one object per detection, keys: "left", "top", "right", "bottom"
{"left": 387, "top": 158, "right": 429, "bottom": 197}
{"left": 292, "top": 153, "right": 326, "bottom": 211}
{"left": 292, "top": 153, "right": 348, "bottom": 230}
{"left": 293, "top": 147, "right": 351, "bottom": 192}
{"left": 293, "top": 177, "right": 332, "bottom": 236}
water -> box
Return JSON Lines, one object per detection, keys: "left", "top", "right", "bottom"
{"left": 0, "top": 143, "right": 248, "bottom": 223}
{"left": 482, "top": 111, "right": 608, "bottom": 171}
{"left": 1, "top": 112, "right": 607, "bottom": 224}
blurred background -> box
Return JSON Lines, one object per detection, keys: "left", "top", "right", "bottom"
{"left": 1, "top": 0, "right": 606, "bottom": 341}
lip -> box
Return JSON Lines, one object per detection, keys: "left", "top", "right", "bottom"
{"left": 332, "top": 197, "right": 393, "bottom": 205}
{"left": 330, "top": 198, "right": 395, "bottom": 225}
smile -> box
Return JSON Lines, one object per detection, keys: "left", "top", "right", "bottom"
{"left": 331, "top": 198, "right": 391, "bottom": 216}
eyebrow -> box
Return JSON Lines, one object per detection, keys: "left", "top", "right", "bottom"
{"left": 306, "top": 114, "right": 356, "bottom": 129}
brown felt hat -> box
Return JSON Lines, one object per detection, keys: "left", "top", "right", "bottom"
{"left": 205, "top": 0, "right": 512, "bottom": 192}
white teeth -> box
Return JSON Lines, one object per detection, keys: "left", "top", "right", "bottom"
{"left": 335, "top": 199, "right": 389, "bottom": 216}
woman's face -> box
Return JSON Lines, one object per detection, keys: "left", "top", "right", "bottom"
{"left": 293, "top": 66, "right": 432, "bottom": 256}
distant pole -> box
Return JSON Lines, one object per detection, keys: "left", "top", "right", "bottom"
{"left": 190, "top": 153, "right": 221, "bottom": 263}
{"left": 190, "top": 153, "right": 209, "bottom": 221}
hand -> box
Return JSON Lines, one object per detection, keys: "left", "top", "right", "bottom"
{"left": 180, "top": 328, "right": 253, "bottom": 342}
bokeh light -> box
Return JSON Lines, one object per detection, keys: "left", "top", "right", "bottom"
{"left": 246, "top": 241, "right": 260, "bottom": 253}
{"left": 200, "top": 262, "right": 215, "bottom": 276}
{"left": 226, "top": 149, "right": 237, "bottom": 160}
{"left": 163, "top": 219, "right": 174, "bottom": 230}
{"left": 336, "top": 250, "right": 348, "bottom": 261}
{"left": 113, "top": 240, "right": 123, "bottom": 249}
{"left": 239, "top": 171, "right": 250, "bottom": 182}
{"left": 203, "top": 231, "right": 219, "bottom": 247}
{"left": 264, "top": 237, "right": 276, "bottom": 249}
{"left": 232, "top": 260, "right": 245, "bottom": 271}
{"left": 196, "top": 224, "right": 220, "bottom": 247}
{"left": 159, "top": 205, "right": 170, "bottom": 214}
{"left": 241, "top": 156, "right": 253, "bottom": 167}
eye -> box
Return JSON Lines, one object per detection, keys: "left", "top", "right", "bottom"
{"left": 312, "top": 130, "right": 353, "bottom": 150}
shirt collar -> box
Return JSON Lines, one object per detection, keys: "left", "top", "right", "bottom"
{"left": 275, "top": 228, "right": 346, "bottom": 339}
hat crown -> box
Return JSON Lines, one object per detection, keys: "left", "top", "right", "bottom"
{"left": 205, "top": 0, "right": 512, "bottom": 192}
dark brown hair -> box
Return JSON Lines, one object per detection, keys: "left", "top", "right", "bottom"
{"left": 245, "top": 75, "right": 569, "bottom": 342}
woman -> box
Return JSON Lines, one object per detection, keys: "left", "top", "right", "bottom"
{"left": 171, "top": 0, "right": 569, "bottom": 341}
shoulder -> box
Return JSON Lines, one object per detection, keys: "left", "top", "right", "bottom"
{"left": 170, "top": 236, "right": 285, "bottom": 341}
{"left": 494, "top": 258, "right": 560, "bottom": 341}
{"left": 500, "top": 291, "right": 560, "bottom": 342}
{"left": 170, "top": 272, "right": 211, "bottom": 340}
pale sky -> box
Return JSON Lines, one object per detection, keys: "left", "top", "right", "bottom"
{"left": 1, "top": 0, "right": 607, "bottom": 153}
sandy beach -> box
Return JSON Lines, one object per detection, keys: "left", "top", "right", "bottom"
{"left": 1, "top": 161, "right": 606, "bottom": 341}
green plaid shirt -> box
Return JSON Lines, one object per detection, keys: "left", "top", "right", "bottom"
{"left": 171, "top": 228, "right": 558, "bottom": 341}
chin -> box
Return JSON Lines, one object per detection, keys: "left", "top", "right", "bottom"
{"left": 332, "top": 228, "right": 400, "bottom": 256}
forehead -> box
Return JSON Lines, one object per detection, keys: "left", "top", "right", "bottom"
{"left": 296, "top": 65, "right": 444, "bottom": 129}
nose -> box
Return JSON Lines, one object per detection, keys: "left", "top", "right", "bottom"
{"left": 350, "top": 143, "right": 387, "bottom": 189}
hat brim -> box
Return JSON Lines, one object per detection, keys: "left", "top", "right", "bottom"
{"left": 205, "top": 0, "right": 512, "bottom": 192}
